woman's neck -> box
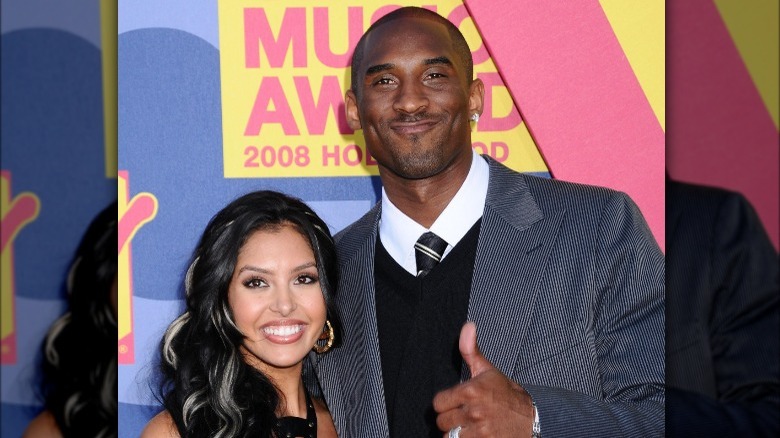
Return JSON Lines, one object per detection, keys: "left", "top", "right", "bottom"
{"left": 273, "top": 368, "right": 308, "bottom": 418}
{"left": 240, "top": 346, "right": 309, "bottom": 418}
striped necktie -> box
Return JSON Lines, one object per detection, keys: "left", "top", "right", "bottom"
{"left": 415, "top": 231, "right": 448, "bottom": 278}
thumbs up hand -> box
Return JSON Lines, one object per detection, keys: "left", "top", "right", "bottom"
{"left": 458, "top": 321, "right": 494, "bottom": 378}
{"left": 433, "top": 322, "right": 535, "bottom": 437}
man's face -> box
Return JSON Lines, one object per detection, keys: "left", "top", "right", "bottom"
{"left": 346, "top": 17, "right": 483, "bottom": 180}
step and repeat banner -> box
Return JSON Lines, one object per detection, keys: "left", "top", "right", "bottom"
{"left": 117, "top": 1, "right": 663, "bottom": 436}
{"left": 0, "top": 1, "right": 116, "bottom": 436}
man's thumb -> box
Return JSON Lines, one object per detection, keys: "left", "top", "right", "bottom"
{"left": 459, "top": 321, "right": 493, "bottom": 378}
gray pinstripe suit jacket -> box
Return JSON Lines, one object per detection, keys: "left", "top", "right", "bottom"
{"left": 666, "top": 180, "right": 779, "bottom": 435}
{"left": 312, "top": 156, "right": 665, "bottom": 437}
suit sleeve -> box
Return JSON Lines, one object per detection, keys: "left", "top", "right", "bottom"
{"left": 524, "top": 192, "right": 666, "bottom": 437}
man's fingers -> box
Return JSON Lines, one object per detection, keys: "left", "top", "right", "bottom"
{"left": 433, "top": 383, "right": 462, "bottom": 413}
{"left": 434, "top": 405, "right": 463, "bottom": 432}
{"left": 459, "top": 321, "right": 494, "bottom": 378}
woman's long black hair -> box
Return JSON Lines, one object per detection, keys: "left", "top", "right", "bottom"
{"left": 158, "top": 190, "right": 341, "bottom": 437}
{"left": 38, "top": 201, "right": 118, "bottom": 438}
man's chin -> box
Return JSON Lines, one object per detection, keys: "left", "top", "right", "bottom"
{"left": 391, "top": 157, "right": 448, "bottom": 180}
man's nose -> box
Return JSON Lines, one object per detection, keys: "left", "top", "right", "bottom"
{"left": 393, "top": 81, "right": 429, "bottom": 115}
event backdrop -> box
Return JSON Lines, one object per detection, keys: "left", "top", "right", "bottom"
{"left": 117, "top": 1, "right": 664, "bottom": 436}
{"left": 666, "top": 0, "right": 779, "bottom": 249}
{"left": 0, "top": 1, "right": 116, "bottom": 436}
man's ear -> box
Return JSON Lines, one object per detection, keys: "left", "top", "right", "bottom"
{"left": 345, "top": 89, "right": 362, "bottom": 131}
{"left": 468, "top": 78, "right": 485, "bottom": 118}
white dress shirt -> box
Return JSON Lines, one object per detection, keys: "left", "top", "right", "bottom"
{"left": 379, "top": 150, "right": 489, "bottom": 276}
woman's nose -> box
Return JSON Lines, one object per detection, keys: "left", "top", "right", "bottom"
{"left": 270, "top": 286, "right": 296, "bottom": 315}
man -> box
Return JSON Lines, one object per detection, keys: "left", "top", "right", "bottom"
{"left": 312, "top": 7, "right": 664, "bottom": 437}
{"left": 666, "top": 178, "right": 779, "bottom": 436}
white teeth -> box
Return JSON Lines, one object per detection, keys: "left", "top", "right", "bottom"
{"left": 263, "top": 325, "right": 303, "bottom": 337}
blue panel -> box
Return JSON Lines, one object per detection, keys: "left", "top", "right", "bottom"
{"left": 0, "top": 29, "right": 115, "bottom": 300}
{"left": 119, "top": 402, "right": 160, "bottom": 438}
{"left": 118, "top": 28, "right": 380, "bottom": 301}
{"left": 1, "top": 402, "right": 41, "bottom": 437}
{"left": 119, "top": 0, "right": 219, "bottom": 50}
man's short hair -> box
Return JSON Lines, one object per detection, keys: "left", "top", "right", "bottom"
{"left": 350, "top": 7, "right": 474, "bottom": 96}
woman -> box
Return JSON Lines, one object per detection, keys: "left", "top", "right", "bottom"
{"left": 23, "top": 202, "right": 118, "bottom": 438}
{"left": 143, "top": 191, "right": 340, "bottom": 437}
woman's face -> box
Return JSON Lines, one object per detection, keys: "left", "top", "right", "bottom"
{"left": 227, "top": 224, "right": 327, "bottom": 373}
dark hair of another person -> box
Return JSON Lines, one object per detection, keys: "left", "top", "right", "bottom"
{"left": 350, "top": 6, "right": 474, "bottom": 96}
{"left": 38, "top": 201, "right": 118, "bottom": 438}
{"left": 157, "top": 190, "right": 342, "bottom": 438}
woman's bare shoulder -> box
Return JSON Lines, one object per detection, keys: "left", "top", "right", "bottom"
{"left": 141, "top": 411, "right": 180, "bottom": 438}
{"left": 22, "top": 410, "right": 62, "bottom": 438}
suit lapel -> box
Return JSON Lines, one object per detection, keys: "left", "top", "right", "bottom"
{"left": 314, "top": 205, "right": 390, "bottom": 436}
{"left": 466, "top": 159, "right": 565, "bottom": 378}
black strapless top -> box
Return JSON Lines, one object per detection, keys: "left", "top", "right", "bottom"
{"left": 275, "top": 388, "right": 317, "bottom": 438}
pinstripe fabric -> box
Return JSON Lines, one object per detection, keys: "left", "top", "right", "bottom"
{"left": 666, "top": 180, "right": 780, "bottom": 435}
{"left": 313, "top": 205, "right": 391, "bottom": 437}
{"left": 313, "top": 156, "right": 665, "bottom": 437}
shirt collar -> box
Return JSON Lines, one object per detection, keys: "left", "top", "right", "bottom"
{"left": 379, "top": 151, "right": 489, "bottom": 275}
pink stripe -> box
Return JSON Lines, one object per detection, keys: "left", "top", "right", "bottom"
{"left": 1, "top": 333, "right": 17, "bottom": 364}
{"left": 465, "top": 0, "right": 665, "bottom": 250}
{"left": 1, "top": 195, "right": 38, "bottom": 252}
{"left": 118, "top": 242, "right": 135, "bottom": 365}
{"left": 119, "top": 333, "right": 135, "bottom": 364}
{"left": 118, "top": 169, "right": 135, "bottom": 365}
{"left": 1, "top": 248, "right": 17, "bottom": 365}
{"left": 1, "top": 169, "right": 18, "bottom": 364}
{"left": 118, "top": 195, "right": 156, "bottom": 253}
{"left": 666, "top": 0, "right": 778, "bottom": 249}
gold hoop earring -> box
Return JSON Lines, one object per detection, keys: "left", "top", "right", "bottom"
{"left": 313, "top": 320, "right": 334, "bottom": 354}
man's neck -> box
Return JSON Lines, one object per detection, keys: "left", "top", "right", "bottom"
{"left": 380, "top": 155, "right": 472, "bottom": 228}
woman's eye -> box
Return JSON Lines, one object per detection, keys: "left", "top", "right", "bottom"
{"left": 295, "top": 274, "right": 318, "bottom": 285}
{"left": 243, "top": 278, "right": 267, "bottom": 288}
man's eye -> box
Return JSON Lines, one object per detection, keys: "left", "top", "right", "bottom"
{"left": 424, "top": 72, "right": 450, "bottom": 83}
{"left": 374, "top": 77, "right": 395, "bottom": 85}
{"left": 243, "top": 278, "right": 267, "bottom": 288}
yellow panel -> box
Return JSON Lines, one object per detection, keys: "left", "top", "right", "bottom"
{"left": 599, "top": 0, "right": 665, "bottom": 131}
{"left": 101, "top": 0, "right": 117, "bottom": 178}
{"left": 715, "top": 0, "right": 779, "bottom": 130}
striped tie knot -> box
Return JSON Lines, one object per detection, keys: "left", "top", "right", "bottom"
{"left": 415, "top": 231, "right": 448, "bottom": 278}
